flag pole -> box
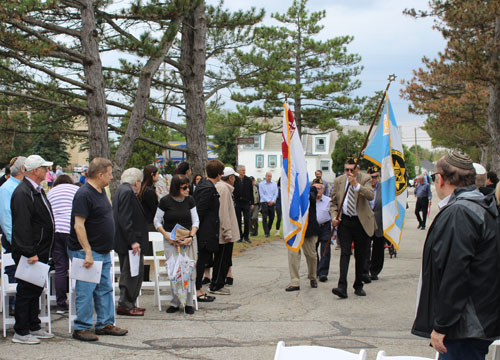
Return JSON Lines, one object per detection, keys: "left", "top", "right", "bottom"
{"left": 324, "top": 74, "right": 396, "bottom": 257}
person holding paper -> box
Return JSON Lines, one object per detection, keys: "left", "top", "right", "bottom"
{"left": 154, "top": 175, "right": 199, "bottom": 314}
{"left": 11, "top": 154, "right": 55, "bottom": 344}
{"left": 112, "top": 168, "right": 148, "bottom": 316}
{"left": 68, "top": 158, "right": 128, "bottom": 342}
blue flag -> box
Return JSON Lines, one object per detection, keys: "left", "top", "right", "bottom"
{"left": 364, "top": 95, "right": 407, "bottom": 250}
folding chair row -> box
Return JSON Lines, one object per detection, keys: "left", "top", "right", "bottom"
{"left": 274, "top": 342, "right": 439, "bottom": 360}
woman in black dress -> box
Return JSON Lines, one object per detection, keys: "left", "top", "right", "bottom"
{"left": 138, "top": 165, "right": 159, "bottom": 281}
{"left": 153, "top": 175, "right": 200, "bottom": 314}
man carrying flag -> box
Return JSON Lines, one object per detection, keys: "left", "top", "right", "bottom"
{"left": 363, "top": 94, "right": 408, "bottom": 251}
{"left": 281, "top": 103, "right": 317, "bottom": 292}
{"left": 330, "top": 158, "right": 375, "bottom": 298}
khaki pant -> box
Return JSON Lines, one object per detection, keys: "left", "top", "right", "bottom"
{"left": 287, "top": 236, "right": 318, "bottom": 287}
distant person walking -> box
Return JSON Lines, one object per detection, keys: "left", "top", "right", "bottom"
{"left": 414, "top": 175, "right": 432, "bottom": 230}
{"left": 259, "top": 172, "right": 278, "bottom": 238}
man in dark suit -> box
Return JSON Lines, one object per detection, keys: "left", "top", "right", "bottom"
{"left": 330, "top": 158, "right": 375, "bottom": 298}
{"left": 365, "top": 166, "right": 385, "bottom": 281}
{"left": 113, "top": 168, "right": 148, "bottom": 316}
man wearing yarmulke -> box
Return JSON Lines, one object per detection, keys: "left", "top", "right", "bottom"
{"left": 412, "top": 150, "right": 500, "bottom": 360}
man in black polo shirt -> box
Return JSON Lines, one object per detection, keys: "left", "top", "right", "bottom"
{"left": 68, "top": 157, "right": 127, "bottom": 341}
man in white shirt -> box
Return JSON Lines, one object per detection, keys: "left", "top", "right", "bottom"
{"left": 258, "top": 172, "right": 278, "bottom": 238}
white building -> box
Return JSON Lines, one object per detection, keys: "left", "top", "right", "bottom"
{"left": 237, "top": 118, "right": 369, "bottom": 183}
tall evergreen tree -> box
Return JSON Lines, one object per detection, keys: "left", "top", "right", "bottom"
{"left": 403, "top": 0, "right": 500, "bottom": 171}
{"left": 231, "top": 0, "right": 363, "bottom": 136}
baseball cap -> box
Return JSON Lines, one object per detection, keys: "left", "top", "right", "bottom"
{"left": 222, "top": 167, "right": 236, "bottom": 177}
{"left": 472, "top": 163, "right": 486, "bottom": 175}
{"left": 24, "top": 155, "right": 53, "bottom": 172}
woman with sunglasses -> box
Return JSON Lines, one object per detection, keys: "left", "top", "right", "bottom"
{"left": 153, "top": 175, "right": 199, "bottom": 314}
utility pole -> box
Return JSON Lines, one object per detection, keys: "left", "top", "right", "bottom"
{"left": 414, "top": 127, "right": 419, "bottom": 174}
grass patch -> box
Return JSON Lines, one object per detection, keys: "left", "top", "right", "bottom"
{"left": 233, "top": 226, "right": 283, "bottom": 257}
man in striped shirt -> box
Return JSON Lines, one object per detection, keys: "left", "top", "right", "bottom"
{"left": 47, "top": 174, "right": 79, "bottom": 314}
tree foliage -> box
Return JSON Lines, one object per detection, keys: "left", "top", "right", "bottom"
{"left": 330, "top": 130, "right": 370, "bottom": 173}
{"left": 402, "top": 0, "right": 500, "bottom": 170}
{"left": 231, "top": 0, "right": 363, "bottom": 136}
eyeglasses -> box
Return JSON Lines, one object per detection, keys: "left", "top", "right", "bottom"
{"left": 180, "top": 185, "right": 189, "bottom": 190}
{"left": 344, "top": 168, "right": 355, "bottom": 173}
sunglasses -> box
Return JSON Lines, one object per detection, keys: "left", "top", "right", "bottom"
{"left": 344, "top": 168, "right": 355, "bottom": 173}
{"left": 180, "top": 185, "right": 189, "bottom": 190}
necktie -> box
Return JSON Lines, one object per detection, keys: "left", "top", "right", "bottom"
{"left": 346, "top": 185, "right": 356, "bottom": 216}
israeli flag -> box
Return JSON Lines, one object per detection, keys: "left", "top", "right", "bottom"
{"left": 364, "top": 95, "right": 407, "bottom": 250}
{"left": 281, "top": 103, "right": 310, "bottom": 252}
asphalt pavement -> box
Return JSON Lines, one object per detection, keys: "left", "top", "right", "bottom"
{"left": 0, "top": 191, "right": 496, "bottom": 359}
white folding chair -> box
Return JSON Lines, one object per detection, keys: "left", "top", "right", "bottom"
{"left": 376, "top": 350, "right": 439, "bottom": 360}
{"left": 274, "top": 341, "right": 366, "bottom": 360}
{"left": 491, "top": 339, "right": 500, "bottom": 360}
{"left": 150, "top": 232, "right": 172, "bottom": 311}
{"left": 1, "top": 251, "right": 51, "bottom": 337}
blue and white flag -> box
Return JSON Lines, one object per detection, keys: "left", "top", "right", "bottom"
{"left": 364, "top": 95, "right": 407, "bottom": 250}
{"left": 281, "top": 103, "right": 310, "bottom": 252}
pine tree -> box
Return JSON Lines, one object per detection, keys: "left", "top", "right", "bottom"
{"left": 231, "top": 0, "right": 363, "bottom": 136}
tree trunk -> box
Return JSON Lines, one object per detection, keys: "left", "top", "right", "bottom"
{"left": 480, "top": 145, "right": 488, "bottom": 166}
{"left": 488, "top": 15, "right": 500, "bottom": 176}
{"left": 181, "top": 1, "right": 208, "bottom": 176}
{"left": 112, "top": 19, "right": 181, "bottom": 191}
{"left": 80, "top": 0, "right": 110, "bottom": 161}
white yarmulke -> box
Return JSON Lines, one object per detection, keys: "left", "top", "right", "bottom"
{"left": 472, "top": 163, "right": 486, "bottom": 175}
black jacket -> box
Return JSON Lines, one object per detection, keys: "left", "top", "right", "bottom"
{"left": 412, "top": 186, "right": 500, "bottom": 340}
{"left": 112, "top": 183, "right": 148, "bottom": 255}
{"left": 140, "top": 186, "right": 158, "bottom": 225}
{"left": 194, "top": 178, "right": 220, "bottom": 252}
{"left": 305, "top": 186, "right": 319, "bottom": 237}
{"left": 11, "top": 178, "right": 55, "bottom": 264}
{"left": 234, "top": 175, "right": 254, "bottom": 205}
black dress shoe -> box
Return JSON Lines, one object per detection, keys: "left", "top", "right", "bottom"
{"left": 319, "top": 275, "right": 328, "bottom": 282}
{"left": 361, "top": 275, "right": 372, "bottom": 284}
{"left": 285, "top": 285, "right": 300, "bottom": 292}
{"left": 331, "top": 287, "right": 348, "bottom": 299}
{"left": 184, "top": 306, "right": 195, "bottom": 315}
{"left": 354, "top": 288, "right": 366, "bottom": 296}
{"left": 370, "top": 274, "right": 379, "bottom": 281}
{"left": 166, "top": 306, "right": 179, "bottom": 313}
{"left": 420, "top": 226, "right": 426, "bottom": 230}
{"left": 310, "top": 279, "right": 318, "bottom": 288}
{"left": 244, "top": 238, "right": 252, "bottom": 244}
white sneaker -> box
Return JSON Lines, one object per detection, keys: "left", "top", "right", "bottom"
{"left": 30, "top": 329, "right": 54, "bottom": 339}
{"left": 275, "top": 230, "right": 280, "bottom": 237}
{"left": 12, "top": 333, "right": 40, "bottom": 344}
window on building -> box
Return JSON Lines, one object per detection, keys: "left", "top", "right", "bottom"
{"left": 256, "top": 154, "right": 264, "bottom": 168}
{"left": 268, "top": 155, "right": 277, "bottom": 168}
{"left": 243, "top": 135, "right": 262, "bottom": 150}
{"left": 315, "top": 137, "right": 327, "bottom": 153}
{"left": 280, "top": 155, "right": 283, "bottom": 167}
{"left": 320, "top": 160, "right": 330, "bottom": 172}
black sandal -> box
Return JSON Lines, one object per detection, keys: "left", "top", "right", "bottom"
{"left": 197, "top": 293, "right": 215, "bottom": 302}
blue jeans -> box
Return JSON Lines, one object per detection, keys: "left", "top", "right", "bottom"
{"left": 68, "top": 249, "right": 114, "bottom": 331}
{"left": 439, "top": 338, "right": 492, "bottom": 360}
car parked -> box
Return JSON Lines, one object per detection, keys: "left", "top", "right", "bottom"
{"left": 73, "top": 165, "right": 88, "bottom": 173}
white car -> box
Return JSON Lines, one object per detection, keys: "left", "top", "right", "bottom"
{"left": 73, "top": 165, "right": 88, "bottom": 173}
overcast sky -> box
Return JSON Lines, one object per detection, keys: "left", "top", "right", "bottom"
{"left": 206, "top": 0, "right": 446, "bottom": 148}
